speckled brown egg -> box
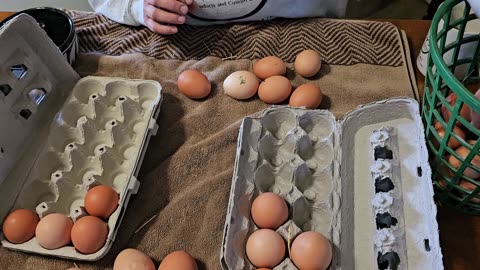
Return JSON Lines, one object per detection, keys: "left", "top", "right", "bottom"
{"left": 84, "top": 185, "right": 119, "bottom": 220}
{"left": 290, "top": 231, "right": 332, "bottom": 270}
{"left": 177, "top": 70, "right": 211, "bottom": 99}
{"left": 448, "top": 146, "right": 480, "bottom": 179}
{"left": 114, "top": 249, "right": 156, "bottom": 270}
{"left": 289, "top": 84, "right": 323, "bottom": 109}
{"left": 294, "top": 50, "right": 322, "bottom": 78}
{"left": 35, "top": 213, "right": 73, "bottom": 250}
{"left": 71, "top": 216, "right": 108, "bottom": 254}
{"left": 251, "top": 192, "right": 288, "bottom": 230}
{"left": 246, "top": 229, "right": 286, "bottom": 268}
{"left": 2, "top": 209, "right": 39, "bottom": 244}
{"left": 158, "top": 250, "right": 198, "bottom": 270}
{"left": 253, "top": 56, "right": 286, "bottom": 80}
{"left": 258, "top": 76, "right": 292, "bottom": 104}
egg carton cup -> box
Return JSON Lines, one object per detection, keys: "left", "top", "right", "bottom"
{"left": 220, "top": 98, "right": 443, "bottom": 270}
{"left": 0, "top": 15, "right": 162, "bottom": 261}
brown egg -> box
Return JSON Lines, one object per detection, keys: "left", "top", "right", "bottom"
{"left": 433, "top": 126, "right": 466, "bottom": 149}
{"left": 2, "top": 209, "right": 39, "bottom": 244}
{"left": 294, "top": 50, "right": 322, "bottom": 78}
{"left": 289, "top": 84, "right": 323, "bottom": 109}
{"left": 448, "top": 146, "right": 480, "bottom": 179}
{"left": 258, "top": 76, "right": 292, "bottom": 104}
{"left": 84, "top": 185, "right": 119, "bottom": 220}
{"left": 441, "top": 92, "right": 472, "bottom": 126}
{"left": 66, "top": 268, "right": 82, "bottom": 270}
{"left": 223, "top": 71, "right": 259, "bottom": 100}
{"left": 35, "top": 213, "right": 73, "bottom": 249}
{"left": 290, "top": 231, "right": 332, "bottom": 270}
{"left": 253, "top": 56, "right": 286, "bottom": 80}
{"left": 158, "top": 250, "right": 198, "bottom": 270}
{"left": 246, "top": 229, "right": 286, "bottom": 268}
{"left": 71, "top": 216, "right": 108, "bottom": 254}
{"left": 177, "top": 70, "right": 211, "bottom": 99}
{"left": 459, "top": 181, "right": 480, "bottom": 203}
{"left": 114, "top": 249, "right": 156, "bottom": 270}
{"left": 256, "top": 269, "right": 271, "bottom": 270}
{"left": 251, "top": 192, "right": 288, "bottom": 230}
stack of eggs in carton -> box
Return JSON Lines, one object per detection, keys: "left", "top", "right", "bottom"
{"left": 221, "top": 107, "right": 339, "bottom": 269}
{"left": 1, "top": 77, "right": 161, "bottom": 258}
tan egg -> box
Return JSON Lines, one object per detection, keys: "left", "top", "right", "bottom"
{"left": 71, "top": 216, "right": 108, "bottom": 254}
{"left": 289, "top": 84, "right": 323, "bottom": 109}
{"left": 294, "top": 50, "right": 322, "bottom": 78}
{"left": 35, "top": 213, "right": 73, "bottom": 249}
{"left": 448, "top": 146, "right": 480, "bottom": 179}
{"left": 158, "top": 250, "right": 198, "bottom": 270}
{"left": 433, "top": 126, "right": 466, "bottom": 150}
{"left": 290, "top": 231, "right": 332, "bottom": 270}
{"left": 258, "top": 76, "right": 292, "bottom": 104}
{"left": 223, "top": 71, "right": 259, "bottom": 100}
{"left": 251, "top": 192, "right": 288, "bottom": 230}
{"left": 459, "top": 181, "right": 480, "bottom": 203}
{"left": 253, "top": 56, "right": 286, "bottom": 80}
{"left": 441, "top": 92, "right": 472, "bottom": 126}
{"left": 2, "top": 209, "right": 39, "bottom": 244}
{"left": 84, "top": 185, "right": 119, "bottom": 220}
{"left": 246, "top": 229, "right": 286, "bottom": 268}
{"left": 114, "top": 249, "right": 156, "bottom": 270}
{"left": 177, "top": 70, "right": 211, "bottom": 99}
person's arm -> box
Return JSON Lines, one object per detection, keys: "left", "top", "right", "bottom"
{"left": 88, "top": 0, "right": 145, "bottom": 26}
{"left": 88, "top": 0, "right": 191, "bottom": 34}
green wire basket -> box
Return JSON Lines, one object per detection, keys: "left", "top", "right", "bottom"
{"left": 422, "top": 0, "right": 480, "bottom": 214}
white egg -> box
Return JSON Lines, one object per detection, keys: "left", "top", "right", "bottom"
{"left": 223, "top": 71, "right": 259, "bottom": 100}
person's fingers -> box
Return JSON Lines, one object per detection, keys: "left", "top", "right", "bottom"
{"left": 145, "top": 17, "right": 178, "bottom": 34}
{"left": 147, "top": 0, "right": 190, "bottom": 15}
{"left": 145, "top": 5, "right": 186, "bottom": 24}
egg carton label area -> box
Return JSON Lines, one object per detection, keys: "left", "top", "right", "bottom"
{"left": 220, "top": 98, "right": 444, "bottom": 270}
{"left": 0, "top": 15, "right": 162, "bottom": 260}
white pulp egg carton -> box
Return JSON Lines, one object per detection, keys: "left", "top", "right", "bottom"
{"left": 220, "top": 98, "right": 444, "bottom": 270}
{"left": 0, "top": 15, "right": 162, "bottom": 260}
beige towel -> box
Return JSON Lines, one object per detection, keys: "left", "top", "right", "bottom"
{"left": 0, "top": 12, "right": 417, "bottom": 270}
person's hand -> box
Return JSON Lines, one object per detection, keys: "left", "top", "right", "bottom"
{"left": 144, "top": 0, "right": 193, "bottom": 35}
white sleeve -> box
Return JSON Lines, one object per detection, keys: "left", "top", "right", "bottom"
{"left": 88, "top": 0, "right": 145, "bottom": 26}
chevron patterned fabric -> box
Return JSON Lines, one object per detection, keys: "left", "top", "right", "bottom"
{"left": 68, "top": 11, "right": 404, "bottom": 67}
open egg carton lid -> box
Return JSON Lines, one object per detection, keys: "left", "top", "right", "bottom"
{"left": 220, "top": 98, "right": 444, "bottom": 269}
{"left": 0, "top": 14, "right": 162, "bottom": 260}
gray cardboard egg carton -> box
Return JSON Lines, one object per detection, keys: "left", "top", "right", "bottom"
{"left": 221, "top": 98, "right": 444, "bottom": 270}
{"left": 0, "top": 15, "right": 162, "bottom": 260}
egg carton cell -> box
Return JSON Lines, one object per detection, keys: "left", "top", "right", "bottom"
{"left": 292, "top": 197, "right": 332, "bottom": 236}
{"left": 58, "top": 101, "right": 94, "bottom": 127}
{"left": 260, "top": 108, "right": 298, "bottom": 141}
{"left": 257, "top": 132, "right": 298, "bottom": 167}
{"left": 297, "top": 141, "right": 334, "bottom": 172}
{"left": 253, "top": 163, "right": 296, "bottom": 197}
{"left": 104, "top": 81, "right": 134, "bottom": 106}
{"left": 72, "top": 79, "right": 107, "bottom": 104}
{"left": 298, "top": 111, "right": 335, "bottom": 143}
{"left": 294, "top": 165, "right": 333, "bottom": 204}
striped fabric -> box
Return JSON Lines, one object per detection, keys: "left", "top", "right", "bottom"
{"left": 67, "top": 10, "right": 404, "bottom": 66}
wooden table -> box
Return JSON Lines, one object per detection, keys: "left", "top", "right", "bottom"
{"left": 1, "top": 11, "right": 480, "bottom": 270}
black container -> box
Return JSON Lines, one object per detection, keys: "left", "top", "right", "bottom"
{"left": 0, "top": 7, "right": 78, "bottom": 65}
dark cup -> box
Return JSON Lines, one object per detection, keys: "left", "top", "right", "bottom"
{"left": 0, "top": 7, "right": 78, "bottom": 65}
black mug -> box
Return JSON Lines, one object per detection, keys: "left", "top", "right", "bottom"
{"left": 0, "top": 7, "right": 78, "bottom": 65}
